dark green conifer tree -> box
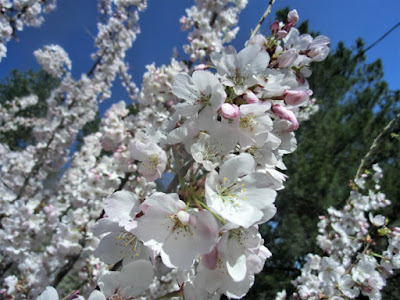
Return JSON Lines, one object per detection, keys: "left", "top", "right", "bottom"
{"left": 0, "top": 69, "right": 59, "bottom": 150}
{"left": 246, "top": 9, "right": 400, "bottom": 299}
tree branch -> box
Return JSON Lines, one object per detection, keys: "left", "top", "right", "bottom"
{"left": 355, "top": 112, "right": 400, "bottom": 179}
{"left": 250, "top": 0, "right": 276, "bottom": 39}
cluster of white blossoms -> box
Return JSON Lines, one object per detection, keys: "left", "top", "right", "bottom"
{"left": 0, "top": 0, "right": 147, "bottom": 297}
{"left": 275, "top": 165, "right": 399, "bottom": 300}
{"left": 34, "top": 45, "right": 72, "bottom": 78}
{"left": 180, "top": 0, "right": 248, "bottom": 61}
{"left": 0, "top": 0, "right": 57, "bottom": 62}
{"left": 0, "top": 94, "right": 39, "bottom": 132}
{"left": 0, "top": 2, "right": 332, "bottom": 298}
{"left": 3, "top": 0, "right": 396, "bottom": 299}
{"left": 36, "top": 7, "right": 332, "bottom": 300}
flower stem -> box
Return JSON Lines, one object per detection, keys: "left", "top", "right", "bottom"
{"left": 197, "top": 200, "right": 225, "bottom": 224}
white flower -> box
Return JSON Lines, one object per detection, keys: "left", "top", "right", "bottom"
{"left": 97, "top": 260, "right": 154, "bottom": 298}
{"left": 205, "top": 153, "right": 277, "bottom": 228}
{"left": 36, "top": 287, "right": 59, "bottom": 300}
{"left": 129, "top": 138, "right": 167, "bottom": 182}
{"left": 172, "top": 70, "right": 226, "bottom": 117}
{"left": 135, "top": 192, "right": 219, "bottom": 270}
{"left": 211, "top": 44, "right": 270, "bottom": 95}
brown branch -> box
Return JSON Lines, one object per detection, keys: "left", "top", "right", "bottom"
{"left": 355, "top": 112, "right": 400, "bottom": 179}
{"left": 166, "top": 158, "right": 194, "bottom": 193}
{"left": 250, "top": 0, "right": 276, "bottom": 39}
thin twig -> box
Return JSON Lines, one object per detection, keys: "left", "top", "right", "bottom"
{"left": 166, "top": 158, "right": 194, "bottom": 193}
{"left": 250, "top": 0, "right": 276, "bottom": 39}
{"left": 355, "top": 112, "right": 400, "bottom": 179}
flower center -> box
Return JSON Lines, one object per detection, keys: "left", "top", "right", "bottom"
{"left": 141, "top": 154, "right": 159, "bottom": 171}
{"left": 114, "top": 232, "right": 141, "bottom": 259}
{"left": 217, "top": 177, "right": 246, "bottom": 206}
{"left": 240, "top": 114, "right": 258, "bottom": 132}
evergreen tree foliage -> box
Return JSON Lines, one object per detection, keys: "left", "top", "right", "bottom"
{"left": 246, "top": 9, "right": 400, "bottom": 299}
{"left": 0, "top": 69, "right": 59, "bottom": 150}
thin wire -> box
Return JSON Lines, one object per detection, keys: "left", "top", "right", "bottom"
{"left": 326, "top": 21, "right": 400, "bottom": 81}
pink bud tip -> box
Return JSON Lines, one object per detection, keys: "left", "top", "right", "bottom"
{"left": 243, "top": 90, "right": 260, "bottom": 104}
{"left": 276, "top": 49, "right": 298, "bottom": 68}
{"left": 270, "top": 20, "right": 279, "bottom": 33}
{"left": 287, "top": 9, "right": 299, "bottom": 26}
{"left": 220, "top": 103, "right": 239, "bottom": 119}
{"left": 194, "top": 64, "right": 208, "bottom": 71}
{"left": 179, "top": 16, "right": 186, "bottom": 24}
{"left": 272, "top": 104, "right": 299, "bottom": 132}
{"left": 283, "top": 89, "right": 313, "bottom": 106}
{"left": 276, "top": 30, "right": 288, "bottom": 39}
{"left": 392, "top": 227, "right": 400, "bottom": 233}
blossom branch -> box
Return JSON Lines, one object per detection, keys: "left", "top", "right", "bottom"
{"left": 250, "top": 0, "right": 276, "bottom": 39}
{"left": 355, "top": 112, "right": 400, "bottom": 179}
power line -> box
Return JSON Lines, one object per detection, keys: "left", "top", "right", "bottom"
{"left": 322, "top": 21, "right": 400, "bottom": 86}
{"left": 357, "top": 21, "right": 400, "bottom": 58}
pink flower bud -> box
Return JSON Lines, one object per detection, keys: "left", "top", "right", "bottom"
{"left": 276, "top": 49, "right": 298, "bottom": 68}
{"left": 270, "top": 20, "right": 279, "bottom": 33}
{"left": 43, "top": 205, "right": 55, "bottom": 214}
{"left": 220, "top": 103, "right": 239, "bottom": 119}
{"left": 179, "top": 16, "right": 187, "bottom": 24}
{"left": 283, "top": 89, "right": 313, "bottom": 106}
{"left": 194, "top": 64, "right": 208, "bottom": 71}
{"left": 243, "top": 90, "right": 260, "bottom": 104}
{"left": 276, "top": 30, "right": 288, "bottom": 39}
{"left": 392, "top": 227, "right": 400, "bottom": 233}
{"left": 272, "top": 104, "right": 299, "bottom": 132}
{"left": 287, "top": 9, "right": 299, "bottom": 26}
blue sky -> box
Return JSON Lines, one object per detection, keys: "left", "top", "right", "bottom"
{"left": 1, "top": 0, "right": 399, "bottom": 109}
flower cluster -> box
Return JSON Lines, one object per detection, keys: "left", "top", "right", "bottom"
{"left": 286, "top": 165, "right": 400, "bottom": 300}
{"left": 0, "top": 3, "right": 333, "bottom": 299}
{"left": 4, "top": 1, "right": 395, "bottom": 300}
{"left": 0, "top": 0, "right": 147, "bottom": 297}
{"left": 0, "top": 0, "right": 57, "bottom": 62}
{"left": 34, "top": 45, "right": 72, "bottom": 78}
{"left": 180, "top": 0, "right": 248, "bottom": 61}
{"left": 0, "top": 94, "right": 39, "bottom": 132}
{"left": 72, "top": 7, "right": 331, "bottom": 300}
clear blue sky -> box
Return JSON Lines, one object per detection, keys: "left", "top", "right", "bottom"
{"left": 1, "top": 0, "right": 399, "bottom": 109}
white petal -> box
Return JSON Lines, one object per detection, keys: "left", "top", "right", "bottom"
{"left": 172, "top": 73, "right": 200, "bottom": 102}
{"left": 94, "top": 232, "right": 124, "bottom": 264}
{"left": 161, "top": 226, "right": 197, "bottom": 270}
{"left": 88, "top": 290, "right": 106, "bottom": 300}
{"left": 192, "top": 211, "right": 219, "bottom": 254}
{"left": 192, "top": 70, "right": 219, "bottom": 92}
{"left": 37, "top": 287, "right": 59, "bottom": 300}
{"left": 219, "top": 153, "right": 255, "bottom": 183}
{"left": 104, "top": 191, "right": 140, "bottom": 222}
{"left": 237, "top": 45, "right": 270, "bottom": 75}
{"left": 119, "top": 260, "right": 154, "bottom": 297}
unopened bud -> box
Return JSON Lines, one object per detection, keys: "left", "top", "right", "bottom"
{"left": 243, "top": 90, "right": 260, "bottom": 104}
{"left": 283, "top": 89, "right": 313, "bottom": 106}
{"left": 194, "top": 64, "right": 208, "bottom": 71}
{"left": 276, "top": 30, "right": 288, "bottom": 39}
{"left": 272, "top": 104, "right": 299, "bottom": 132}
{"left": 220, "top": 103, "right": 239, "bottom": 119}
{"left": 276, "top": 49, "right": 298, "bottom": 68}
{"left": 287, "top": 9, "right": 299, "bottom": 26}
{"left": 270, "top": 20, "right": 279, "bottom": 33}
